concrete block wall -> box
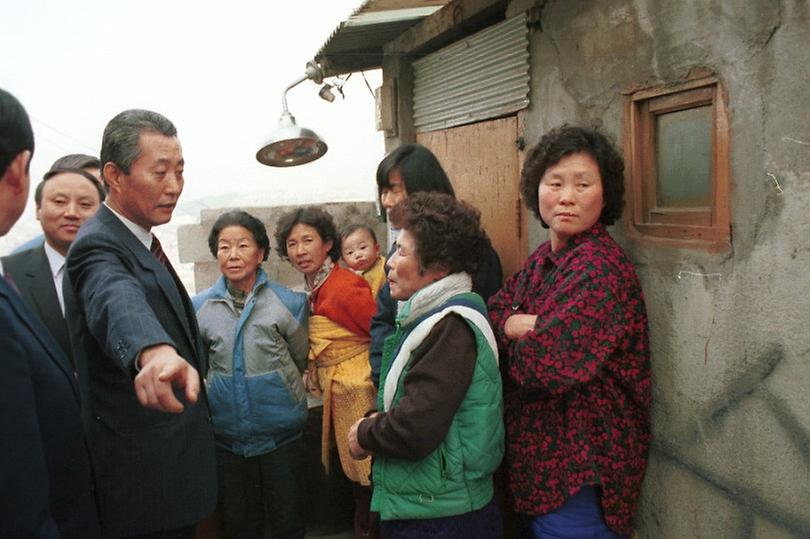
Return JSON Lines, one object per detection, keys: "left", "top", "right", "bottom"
{"left": 177, "top": 201, "right": 385, "bottom": 294}
{"left": 510, "top": 0, "right": 810, "bottom": 536}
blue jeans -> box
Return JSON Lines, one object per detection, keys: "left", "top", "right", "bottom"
{"left": 216, "top": 437, "right": 306, "bottom": 539}
{"left": 515, "top": 486, "right": 628, "bottom": 539}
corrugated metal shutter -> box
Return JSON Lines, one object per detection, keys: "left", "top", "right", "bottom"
{"left": 413, "top": 14, "right": 529, "bottom": 133}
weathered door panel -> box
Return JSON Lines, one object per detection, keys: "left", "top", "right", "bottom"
{"left": 417, "top": 116, "right": 527, "bottom": 280}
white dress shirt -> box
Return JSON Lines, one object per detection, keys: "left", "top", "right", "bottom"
{"left": 104, "top": 202, "right": 153, "bottom": 249}
{"left": 43, "top": 241, "right": 67, "bottom": 315}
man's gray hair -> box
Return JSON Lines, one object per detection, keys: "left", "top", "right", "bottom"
{"left": 100, "top": 109, "right": 177, "bottom": 179}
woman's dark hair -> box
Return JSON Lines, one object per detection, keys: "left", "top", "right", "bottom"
{"left": 389, "top": 192, "right": 490, "bottom": 276}
{"left": 340, "top": 223, "right": 378, "bottom": 245}
{"left": 376, "top": 144, "right": 455, "bottom": 215}
{"left": 520, "top": 125, "right": 625, "bottom": 227}
{"left": 274, "top": 206, "right": 341, "bottom": 262}
{"left": 207, "top": 210, "right": 270, "bottom": 262}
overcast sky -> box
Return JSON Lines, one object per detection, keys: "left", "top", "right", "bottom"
{"left": 0, "top": 0, "right": 384, "bottom": 251}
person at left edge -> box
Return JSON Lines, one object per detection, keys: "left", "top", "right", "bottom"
{"left": 64, "top": 109, "right": 216, "bottom": 538}
{"left": 0, "top": 87, "right": 101, "bottom": 538}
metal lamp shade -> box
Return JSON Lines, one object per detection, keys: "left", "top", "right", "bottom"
{"left": 256, "top": 112, "right": 327, "bottom": 167}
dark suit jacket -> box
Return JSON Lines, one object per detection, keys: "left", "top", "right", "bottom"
{"left": 64, "top": 205, "right": 216, "bottom": 537}
{"left": 0, "top": 276, "right": 100, "bottom": 538}
{"left": 2, "top": 244, "right": 71, "bottom": 356}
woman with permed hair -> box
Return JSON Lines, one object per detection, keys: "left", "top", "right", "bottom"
{"left": 193, "top": 210, "right": 310, "bottom": 538}
{"left": 370, "top": 143, "right": 503, "bottom": 389}
{"left": 347, "top": 192, "right": 504, "bottom": 538}
{"left": 274, "top": 206, "right": 378, "bottom": 538}
{"left": 488, "top": 125, "right": 651, "bottom": 538}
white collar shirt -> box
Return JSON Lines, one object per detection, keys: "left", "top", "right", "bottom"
{"left": 104, "top": 202, "right": 153, "bottom": 250}
{"left": 43, "top": 241, "right": 67, "bottom": 315}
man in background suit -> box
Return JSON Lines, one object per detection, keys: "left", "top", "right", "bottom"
{"left": 65, "top": 109, "right": 216, "bottom": 538}
{"left": 2, "top": 167, "right": 104, "bottom": 356}
{"left": 11, "top": 153, "right": 102, "bottom": 254}
{"left": 49, "top": 152, "right": 102, "bottom": 179}
{"left": 0, "top": 88, "right": 100, "bottom": 538}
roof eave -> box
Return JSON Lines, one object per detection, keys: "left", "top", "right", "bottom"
{"left": 315, "top": 2, "right": 449, "bottom": 76}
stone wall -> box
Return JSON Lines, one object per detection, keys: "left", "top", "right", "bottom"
{"left": 509, "top": 0, "right": 810, "bottom": 536}
{"left": 177, "top": 201, "right": 385, "bottom": 293}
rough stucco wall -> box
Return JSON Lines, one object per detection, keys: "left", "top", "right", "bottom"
{"left": 516, "top": 0, "right": 810, "bottom": 536}
{"left": 177, "top": 202, "right": 385, "bottom": 294}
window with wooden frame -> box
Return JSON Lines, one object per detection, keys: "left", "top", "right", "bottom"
{"left": 624, "top": 75, "right": 731, "bottom": 249}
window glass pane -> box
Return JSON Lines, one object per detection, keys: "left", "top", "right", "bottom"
{"left": 655, "top": 105, "right": 712, "bottom": 207}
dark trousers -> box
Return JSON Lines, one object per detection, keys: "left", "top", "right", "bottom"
{"left": 380, "top": 497, "right": 501, "bottom": 539}
{"left": 352, "top": 482, "right": 379, "bottom": 539}
{"left": 216, "top": 438, "right": 306, "bottom": 539}
{"left": 121, "top": 526, "right": 195, "bottom": 539}
{"left": 303, "top": 406, "right": 354, "bottom": 535}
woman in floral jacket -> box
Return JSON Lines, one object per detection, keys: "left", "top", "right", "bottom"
{"left": 488, "top": 125, "right": 651, "bottom": 538}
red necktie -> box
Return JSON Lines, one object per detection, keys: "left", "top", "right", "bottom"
{"left": 150, "top": 235, "right": 174, "bottom": 272}
{"left": 151, "top": 233, "right": 187, "bottom": 304}
{"left": 150, "top": 235, "right": 200, "bottom": 344}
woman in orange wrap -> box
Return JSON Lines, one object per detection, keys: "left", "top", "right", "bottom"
{"left": 275, "top": 207, "right": 378, "bottom": 539}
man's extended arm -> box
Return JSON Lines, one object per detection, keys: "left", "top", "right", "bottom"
{"left": 67, "top": 233, "right": 199, "bottom": 413}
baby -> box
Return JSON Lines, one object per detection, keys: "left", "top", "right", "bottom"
{"left": 340, "top": 224, "right": 386, "bottom": 298}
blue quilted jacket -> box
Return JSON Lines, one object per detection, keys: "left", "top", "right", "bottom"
{"left": 193, "top": 270, "right": 308, "bottom": 456}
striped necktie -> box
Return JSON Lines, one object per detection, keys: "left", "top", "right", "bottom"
{"left": 149, "top": 234, "right": 200, "bottom": 350}
{"left": 150, "top": 235, "right": 173, "bottom": 272}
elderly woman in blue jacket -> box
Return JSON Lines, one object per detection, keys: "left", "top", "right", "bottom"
{"left": 347, "top": 193, "right": 504, "bottom": 538}
{"left": 193, "top": 210, "right": 309, "bottom": 539}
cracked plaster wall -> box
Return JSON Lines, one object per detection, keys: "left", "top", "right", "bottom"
{"left": 512, "top": 0, "right": 810, "bottom": 536}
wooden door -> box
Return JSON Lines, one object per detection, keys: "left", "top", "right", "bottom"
{"left": 417, "top": 116, "right": 527, "bottom": 281}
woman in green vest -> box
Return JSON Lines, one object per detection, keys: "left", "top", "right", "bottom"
{"left": 347, "top": 192, "right": 504, "bottom": 538}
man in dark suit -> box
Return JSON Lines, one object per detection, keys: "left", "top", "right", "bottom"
{"left": 0, "top": 88, "right": 101, "bottom": 538}
{"left": 11, "top": 153, "right": 103, "bottom": 254}
{"left": 2, "top": 167, "right": 104, "bottom": 356}
{"left": 65, "top": 109, "right": 216, "bottom": 538}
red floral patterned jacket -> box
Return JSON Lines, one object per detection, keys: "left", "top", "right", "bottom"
{"left": 487, "top": 222, "right": 651, "bottom": 535}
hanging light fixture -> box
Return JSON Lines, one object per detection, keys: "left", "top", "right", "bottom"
{"left": 256, "top": 61, "right": 329, "bottom": 167}
{"left": 318, "top": 84, "right": 336, "bottom": 103}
